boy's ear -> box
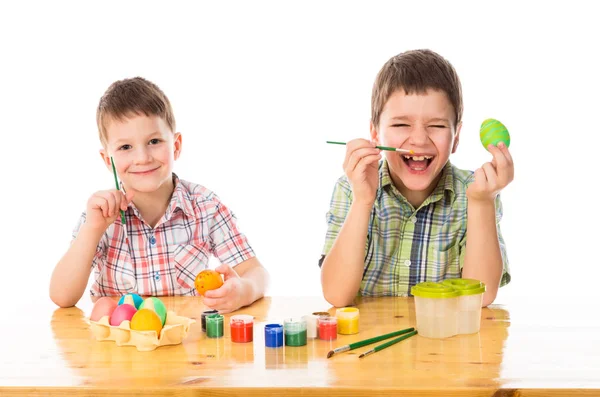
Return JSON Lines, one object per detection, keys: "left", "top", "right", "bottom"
{"left": 99, "top": 148, "right": 112, "bottom": 171}
{"left": 173, "top": 132, "right": 182, "bottom": 160}
{"left": 369, "top": 120, "right": 380, "bottom": 144}
{"left": 452, "top": 122, "right": 462, "bottom": 153}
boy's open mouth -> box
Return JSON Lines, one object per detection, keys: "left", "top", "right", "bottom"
{"left": 402, "top": 154, "right": 434, "bottom": 172}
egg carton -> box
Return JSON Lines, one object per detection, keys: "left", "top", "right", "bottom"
{"left": 89, "top": 311, "right": 196, "bottom": 351}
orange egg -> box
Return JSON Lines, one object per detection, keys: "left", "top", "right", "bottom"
{"left": 130, "top": 308, "right": 163, "bottom": 336}
{"left": 194, "top": 269, "right": 224, "bottom": 296}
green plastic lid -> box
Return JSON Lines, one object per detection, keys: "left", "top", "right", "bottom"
{"left": 441, "top": 278, "right": 486, "bottom": 296}
{"left": 411, "top": 282, "right": 460, "bottom": 299}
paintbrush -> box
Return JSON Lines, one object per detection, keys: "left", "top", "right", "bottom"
{"left": 110, "top": 157, "right": 129, "bottom": 243}
{"left": 327, "top": 327, "right": 415, "bottom": 359}
{"left": 326, "top": 141, "right": 414, "bottom": 154}
{"left": 358, "top": 330, "right": 418, "bottom": 358}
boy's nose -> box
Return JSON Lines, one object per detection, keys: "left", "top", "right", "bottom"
{"left": 133, "top": 147, "right": 152, "bottom": 163}
{"left": 408, "top": 125, "right": 429, "bottom": 146}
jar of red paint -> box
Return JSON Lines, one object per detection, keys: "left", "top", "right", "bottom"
{"left": 317, "top": 316, "right": 338, "bottom": 341}
{"left": 230, "top": 315, "right": 254, "bottom": 343}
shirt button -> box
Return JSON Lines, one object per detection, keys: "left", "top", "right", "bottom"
{"left": 154, "top": 272, "right": 160, "bottom": 281}
{"left": 150, "top": 236, "right": 156, "bottom": 245}
{"left": 404, "top": 260, "right": 411, "bottom": 267}
{"left": 410, "top": 217, "right": 417, "bottom": 224}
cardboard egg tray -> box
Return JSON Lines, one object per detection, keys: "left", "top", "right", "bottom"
{"left": 89, "top": 311, "right": 196, "bottom": 351}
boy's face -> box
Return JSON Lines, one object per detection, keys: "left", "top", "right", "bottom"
{"left": 371, "top": 89, "right": 461, "bottom": 201}
{"left": 99, "top": 114, "right": 181, "bottom": 194}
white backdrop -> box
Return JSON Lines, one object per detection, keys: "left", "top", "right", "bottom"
{"left": 1, "top": 1, "right": 598, "bottom": 306}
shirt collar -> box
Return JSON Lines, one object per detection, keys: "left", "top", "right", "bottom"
{"left": 167, "top": 173, "right": 195, "bottom": 219}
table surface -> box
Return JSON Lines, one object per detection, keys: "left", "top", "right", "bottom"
{"left": 2, "top": 295, "right": 599, "bottom": 396}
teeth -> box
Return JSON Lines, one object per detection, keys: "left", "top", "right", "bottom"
{"left": 403, "top": 155, "right": 433, "bottom": 161}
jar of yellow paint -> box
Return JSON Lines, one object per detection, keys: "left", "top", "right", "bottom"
{"left": 335, "top": 307, "right": 359, "bottom": 335}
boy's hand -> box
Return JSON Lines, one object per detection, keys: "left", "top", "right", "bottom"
{"left": 84, "top": 189, "right": 134, "bottom": 232}
{"left": 343, "top": 138, "right": 382, "bottom": 206}
{"left": 203, "top": 264, "right": 249, "bottom": 314}
{"left": 467, "top": 142, "right": 514, "bottom": 202}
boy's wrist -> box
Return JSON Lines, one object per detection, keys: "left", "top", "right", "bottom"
{"left": 467, "top": 197, "right": 496, "bottom": 212}
{"left": 79, "top": 222, "right": 106, "bottom": 240}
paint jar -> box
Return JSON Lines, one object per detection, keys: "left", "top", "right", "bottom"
{"left": 201, "top": 309, "right": 218, "bottom": 332}
{"left": 317, "top": 316, "right": 337, "bottom": 340}
{"left": 442, "top": 279, "right": 486, "bottom": 334}
{"left": 230, "top": 314, "right": 254, "bottom": 343}
{"left": 303, "top": 314, "right": 319, "bottom": 339}
{"left": 206, "top": 313, "right": 224, "bottom": 338}
{"left": 411, "top": 282, "right": 459, "bottom": 338}
{"left": 264, "top": 323, "right": 284, "bottom": 348}
{"left": 336, "top": 307, "right": 359, "bottom": 335}
{"left": 284, "top": 318, "right": 307, "bottom": 346}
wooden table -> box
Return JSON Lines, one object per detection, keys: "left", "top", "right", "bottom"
{"left": 2, "top": 296, "right": 599, "bottom": 396}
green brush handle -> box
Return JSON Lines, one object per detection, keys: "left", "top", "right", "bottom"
{"left": 373, "top": 330, "right": 418, "bottom": 353}
{"left": 326, "top": 141, "right": 398, "bottom": 152}
{"left": 348, "top": 327, "right": 415, "bottom": 350}
{"left": 110, "top": 157, "right": 127, "bottom": 225}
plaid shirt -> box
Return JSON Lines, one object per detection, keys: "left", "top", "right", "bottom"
{"left": 321, "top": 160, "right": 510, "bottom": 297}
{"left": 72, "top": 174, "right": 255, "bottom": 297}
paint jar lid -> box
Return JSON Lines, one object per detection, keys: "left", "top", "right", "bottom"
{"left": 264, "top": 323, "right": 283, "bottom": 334}
{"left": 318, "top": 316, "right": 337, "bottom": 325}
{"left": 441, "top": 279, "right": 486, "bottom": 296}
{"left": 336, "top": 307, "right": 359, "bottom": 319}
{"left": 283, "top": 318, "right": 307, "bottom": 332}
{"left": 411, "top": 282, "right": 460, "bottom": 298}
{"left": 205, "top": 313, "right": 224, "bottom": 323}
{"left": 201, "top": 309, "right": 218, "bottom": 316}
{"left": 230, "top": 314, "right": 254, "bottom": 325}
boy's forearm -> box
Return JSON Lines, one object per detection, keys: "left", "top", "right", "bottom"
{"left": 321, "top": 202, "right": 372, "bottom": 307}
{"left": 462, "top": 199, "right": 503, "bottom": 307}
{"left": 49, "top": 225, "right": 102, "bottom": 307}
{"left": 239, "top": 263, "right": 269, "bottom": 307}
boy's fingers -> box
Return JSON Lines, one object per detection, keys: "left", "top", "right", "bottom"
{"left": 204, "top": 283, "right": 230, "bottom": 299}
{"left": 482, "top": 162, "right": 497, "bottom": 188}
{"left": 487, "top": 144, "right": 509, "bottom": 170}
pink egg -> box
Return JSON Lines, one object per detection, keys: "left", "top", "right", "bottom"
{"left": 90, "top": 297, "right": 118, "bottom": 322}
{"left": 109, "top": 304, "right": 137, "bottom": 326}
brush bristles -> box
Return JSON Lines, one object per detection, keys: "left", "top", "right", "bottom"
{"left": 327, "top": 351, "right": 334, "bottom": 359}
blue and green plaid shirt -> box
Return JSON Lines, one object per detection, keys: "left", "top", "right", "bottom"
{"left": 321, "top": 160, "right": 510, "bottom": 297}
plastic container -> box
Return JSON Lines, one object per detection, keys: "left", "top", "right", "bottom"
{"left": 283, "top": 318, "right": 307, "bottom": 346}
{"left": 317, "top": 316, "right": 337, "bottom": 340}
{"left": 201, "top": 309, "right": 218, "bottom": 332}
{"left": 411, "top": 282, "right": 460, "bottom": 339}
{"left": 264, "top": 323, "right": 284, "bottom": 348}
{"left": 442, "top": 279, "right": 486, "bottom": 334}
{"left": 230, "top": 315, "right": 254, "bottom": 343}
{"left": 335, "top": 307, "right": 359, "bottom": 335}
{"left": 303, "top": 314, "right": 319, "bottom": 339}
{"left": 206, "top": 313, "right": 224, "bottom": 338}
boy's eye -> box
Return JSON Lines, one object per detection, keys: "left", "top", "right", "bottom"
{"left": 149, "top": 138, "right": 161, "bottom": 145}
{"left": 391, "top": 124, "right": 409, "bottom": 128}
{"left": 119, "top": 144, "right": 132, "bottom": 150}
{"left": 429, "top": 125, "right": 447, "bottom": 129}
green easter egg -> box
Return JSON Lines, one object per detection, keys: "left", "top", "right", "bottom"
{"left": 480, "top": 118, "right": 510, "bottom": 150}
{"left": 139, "top": 297, "right": 167, "bottom": 326}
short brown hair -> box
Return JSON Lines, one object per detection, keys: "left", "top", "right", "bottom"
{"left": 96, "top": 77, "right": 176, "bottom": 146}
{"left": 371, "top": 49, "right": 463, "bottom": 128}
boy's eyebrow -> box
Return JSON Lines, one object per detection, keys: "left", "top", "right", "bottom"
{"left": 427, "top": 118, "right": 451, "bottom": 123}
{"left": 112, "top": 131, "right": 162, "bottom": 146}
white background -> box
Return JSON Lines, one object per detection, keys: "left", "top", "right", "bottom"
{"left": 1, "top": 1, "right": 599, "bottom": 306}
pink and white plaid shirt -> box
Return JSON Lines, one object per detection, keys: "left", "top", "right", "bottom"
{"left": 72, "top": 174, "right": 255, "bottom": 297}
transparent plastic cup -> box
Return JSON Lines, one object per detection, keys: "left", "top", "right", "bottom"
{"left": 442, "top": 279, "right": 486, "bottom": 334}
{"left": 411, "top": 282, "right": 459, "bottom": 339}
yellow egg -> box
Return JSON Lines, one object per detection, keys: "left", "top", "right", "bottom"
{"left": 130, "top": 308, "right": 163, "bottom": 336}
